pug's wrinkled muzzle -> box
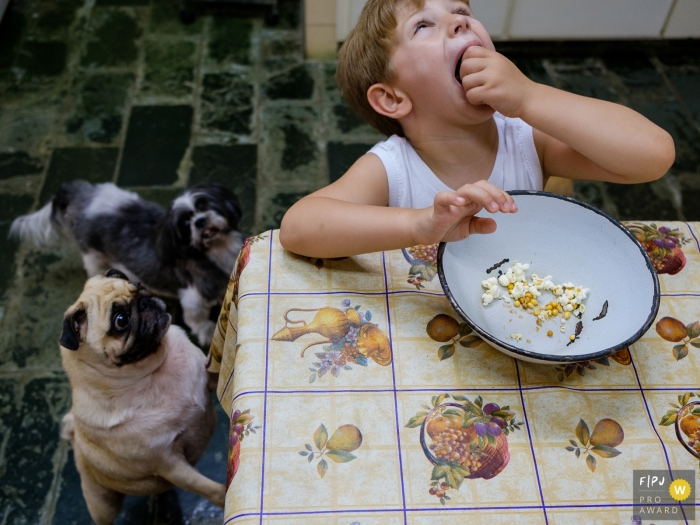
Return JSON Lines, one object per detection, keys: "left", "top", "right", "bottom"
{"left": 118, "top": 294, "right": 171, "bottom": 365}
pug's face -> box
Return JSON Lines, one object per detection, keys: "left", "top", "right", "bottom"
{"left": 60, "top": 270, "right": 171, "bottom": 366}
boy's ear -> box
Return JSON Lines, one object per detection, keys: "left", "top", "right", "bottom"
{"left": 367, "top": 83, "right": 412, "bottom": 120}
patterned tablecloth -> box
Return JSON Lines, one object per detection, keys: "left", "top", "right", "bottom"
{"left": 207, "top": 222, "right": 700, "bottom": 525}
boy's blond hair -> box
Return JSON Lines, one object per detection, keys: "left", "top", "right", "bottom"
{"left": 336, "top": 0, "right": 470, "bottom": 137}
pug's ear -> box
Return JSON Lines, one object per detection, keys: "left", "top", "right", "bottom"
{"left": 60, "top": 306, "right": 86, "bottom": 351}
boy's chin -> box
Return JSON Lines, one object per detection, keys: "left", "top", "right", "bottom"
{"left": 462, "top": 100, "right": 496, "bottom": 120}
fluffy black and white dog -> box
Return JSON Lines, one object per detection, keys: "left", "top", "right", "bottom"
{"left": 11, "top": 181, "right": 243, "bottom": 346}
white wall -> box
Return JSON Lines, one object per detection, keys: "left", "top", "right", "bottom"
{"left": 335, "top": 0, "right": 700, "bottom": 42}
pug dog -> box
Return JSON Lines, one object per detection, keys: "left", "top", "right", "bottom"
{"left": 59, "top": 269, "right": 225, "bottom": 525}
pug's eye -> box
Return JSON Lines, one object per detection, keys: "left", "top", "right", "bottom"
{"left": 113, "top": 312, "right": 130, "bottom": 331}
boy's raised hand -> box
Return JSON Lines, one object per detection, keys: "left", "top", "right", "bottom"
{"left": 459, "top": 46, "right": 534, "bottom": 118}
{"left": 410, "top": 180, "right": 517, "bottom": 246}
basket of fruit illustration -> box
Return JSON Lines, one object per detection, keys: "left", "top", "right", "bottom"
{"left": 419, "top": 399, "right": 520, "bottom": 481}
{"left": 674, "top": 400, "right": 700, "bottom": 460}
{"left": 625, "top": 223, "right": 689, "bottom": 275}
{"left": 403, "top": 244, "right": 439, "bottom": 288}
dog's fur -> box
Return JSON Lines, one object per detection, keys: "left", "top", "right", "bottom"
{"left": 60, "top": 270, "right": 225, "bottom": 524}
{"left": 11, "top": 181, "right": 244, "bottom": 346}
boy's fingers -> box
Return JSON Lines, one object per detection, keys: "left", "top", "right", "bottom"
{"left": 460, "top": 58, "right": 489, "bottom": 76}
{"left": 455, "top": 182, "right": 513, "bottom": 213}
{"left": 465, "top": 86, "right": 487, "bottom": 106}
{"left": 433, "top": 191, "right": 464, "bottom": 211}
{"left": 461, "top": 72, "right": 487, "bottom": 92}
{"left": 464, "top": 45, "right": 492, "bottom": 59}
{"left": 470, "top": 216, "right": 497, "bottom": 235}
{"left": 472, "top": 180, "right": 517, "bottom": 212}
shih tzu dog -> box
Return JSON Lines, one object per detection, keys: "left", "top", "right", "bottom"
{"left": 11, "top": 181, "right": 243, "bottom": 346}
{"left": 60, "top": 270, "right": 225, "bottom": 524}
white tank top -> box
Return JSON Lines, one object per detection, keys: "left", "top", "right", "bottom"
{"left": 368, "top": 113, "right": 543, "bottom": 209}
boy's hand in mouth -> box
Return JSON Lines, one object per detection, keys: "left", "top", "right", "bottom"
{"left": 457, "top": 46, "right": 535, "bottom": 119}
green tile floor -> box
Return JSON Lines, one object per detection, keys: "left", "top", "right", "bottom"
{"left": 0, "top": 0, "right": 699, "bottom": 521}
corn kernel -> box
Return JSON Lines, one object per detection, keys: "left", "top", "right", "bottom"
{"left": 525, "top": 292, "right": 532, "bottom": 299}
{"left": 531, "top": 299, "right": 538, "bottom": 306}
{"left": 557, "top": 305, "right": 563, "bottom": 313}
{"left": 547, "top": 330, "right": 553, "bottom": 337}
{"left": 536, "top": 318, "right": 543, "bottom": 326}
{"left": 528, "top": 301, "right": 535, "bottom": 309}
{"left": 569, "top": 335, "right": 575, "bottom": 341}
{"left": 564, "top": 311, "right": 571, "bottom": 319}
{"left": 514, "top": 301, "right": 520, "bottom": 307}
{"left": 533, "top": 309, "right": 540, "bottom": 316}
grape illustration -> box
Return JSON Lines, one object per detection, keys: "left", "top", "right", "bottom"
{"left": 482, "top": 403, "right": 499, "bottom": 415}
{"left": 490, "top": 417, "right": 507, "bottom": 429}
{"left": 486, "top": 422, "right": 502, "bottom": 436}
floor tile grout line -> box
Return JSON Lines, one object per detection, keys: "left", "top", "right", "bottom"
{"left": 107, "top": 3, "right": 150, "bottom": 185}
{"left": 651, "top": 56, "right": 700, "bottom": 137}
{"left": 514, "top": 360, "right": 549, "bottom": 525}
{"left": 38, "top": 438, "right": 70, "bottom": 525}
{"left": 177, "top": 11, "right": 209, "bottom": 188}
{"left": 629, "top": 354, "right": 689, "bottom": 524}
{"left": 381, "top": 251, "right": 408, "bottom": 525}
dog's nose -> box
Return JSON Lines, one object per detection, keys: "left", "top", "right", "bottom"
{"left": 138, "top": 297, "right": 151, "bottom": 311}
{"left": 194, "top": 217, "right": 207, "bottom": 229}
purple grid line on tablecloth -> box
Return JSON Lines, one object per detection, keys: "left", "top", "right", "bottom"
{"left": 223, "top": 231, "right": 699, "bottom": 523}
{"left": 228, "top": 386, "right": 700, "bottom": 404}
{"left": 257, "top": 232, "right": 275, "bottom": 525}
{"left": 222, "top": 367, "right": 235, "bottom": 400}
{"left": 382, "top": 252, "right": 408, "bottom": 525}
{"left": 630, "top": 353, "right": 690, "bottom": 524}
{"left": 238, "top": 289, "right": 448, "bottom": 301}
{"left": 515, "top": 360, "right": 549, "bottom": 524}
{"left": 225, "top": 501, "right": 700, "bottom": 522}
{"left": 686, "top": 222, "right": 700, "bottom": 251}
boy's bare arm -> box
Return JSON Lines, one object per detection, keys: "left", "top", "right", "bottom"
{"left": 280, "top": 153, "right": 416, "bottom": 257}
{"left": 460, "top": 47, "right": 675, "bottom": 183}
{"left": 279, "top": 153, "right": 515, "bottom": 258}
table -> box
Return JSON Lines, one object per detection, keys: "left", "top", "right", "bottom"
{"left": 207, "top": 222, "right": 700, "bottom": 524}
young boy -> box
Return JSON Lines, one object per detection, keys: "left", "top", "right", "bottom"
{"left": 279, "top": 0, "right": 675, "bottom": 258}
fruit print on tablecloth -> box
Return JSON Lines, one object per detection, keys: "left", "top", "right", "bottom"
{"left": 403, "top": 244, "right": 439, "bottom": 289}
{"left": 655, "top": 317, "right": 700, "bottom": 361}
{"left": 210, "top": 233, "right": 267, "bottom": 365}
{"left": 298, "top": 423, "right": 363, "bottom": 478}
{"left": 424, "top": 313, "right": 633, "bottom": 381}
{"left": 554, "top": 347, "right": 631, "bottom": 381}
{"left": 657, "top": 392, "right": 700, "bottom": 462}
{"left": 405, "top": 393, "right": 522, "bottom": 505}
{"left": 564, "top": 418, "right": 623, "bottom": 473}
{"left": 271, "top": 300, "right": 392, "bottom": 382}
{"left": 625, "top": 223, "right": 689, "bottom": 275}
{"left": 425, "top": 314, "right": 483, "bottom": 361}
{"left": 227, "top": 409, "right": 261, "bottom": 489}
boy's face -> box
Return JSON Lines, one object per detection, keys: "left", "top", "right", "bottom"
{"left": 389, "top": 0, "right": 496, "bottom": 126}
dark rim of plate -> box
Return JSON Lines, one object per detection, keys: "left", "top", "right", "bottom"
{"left": 436, "top": 190, "right": 661, "bottom": 363}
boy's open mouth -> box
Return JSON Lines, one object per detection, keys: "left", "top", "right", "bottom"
{"left": 455, "top": 57, "right": 463, "bottom": 83}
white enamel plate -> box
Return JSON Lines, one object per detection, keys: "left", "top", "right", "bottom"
{"left": 437, "top": 191, "right": 660, "bottom": 364}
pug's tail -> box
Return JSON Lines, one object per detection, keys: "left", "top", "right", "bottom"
{"left": 9, "top": 199, "right": 63, "bottom": 245}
